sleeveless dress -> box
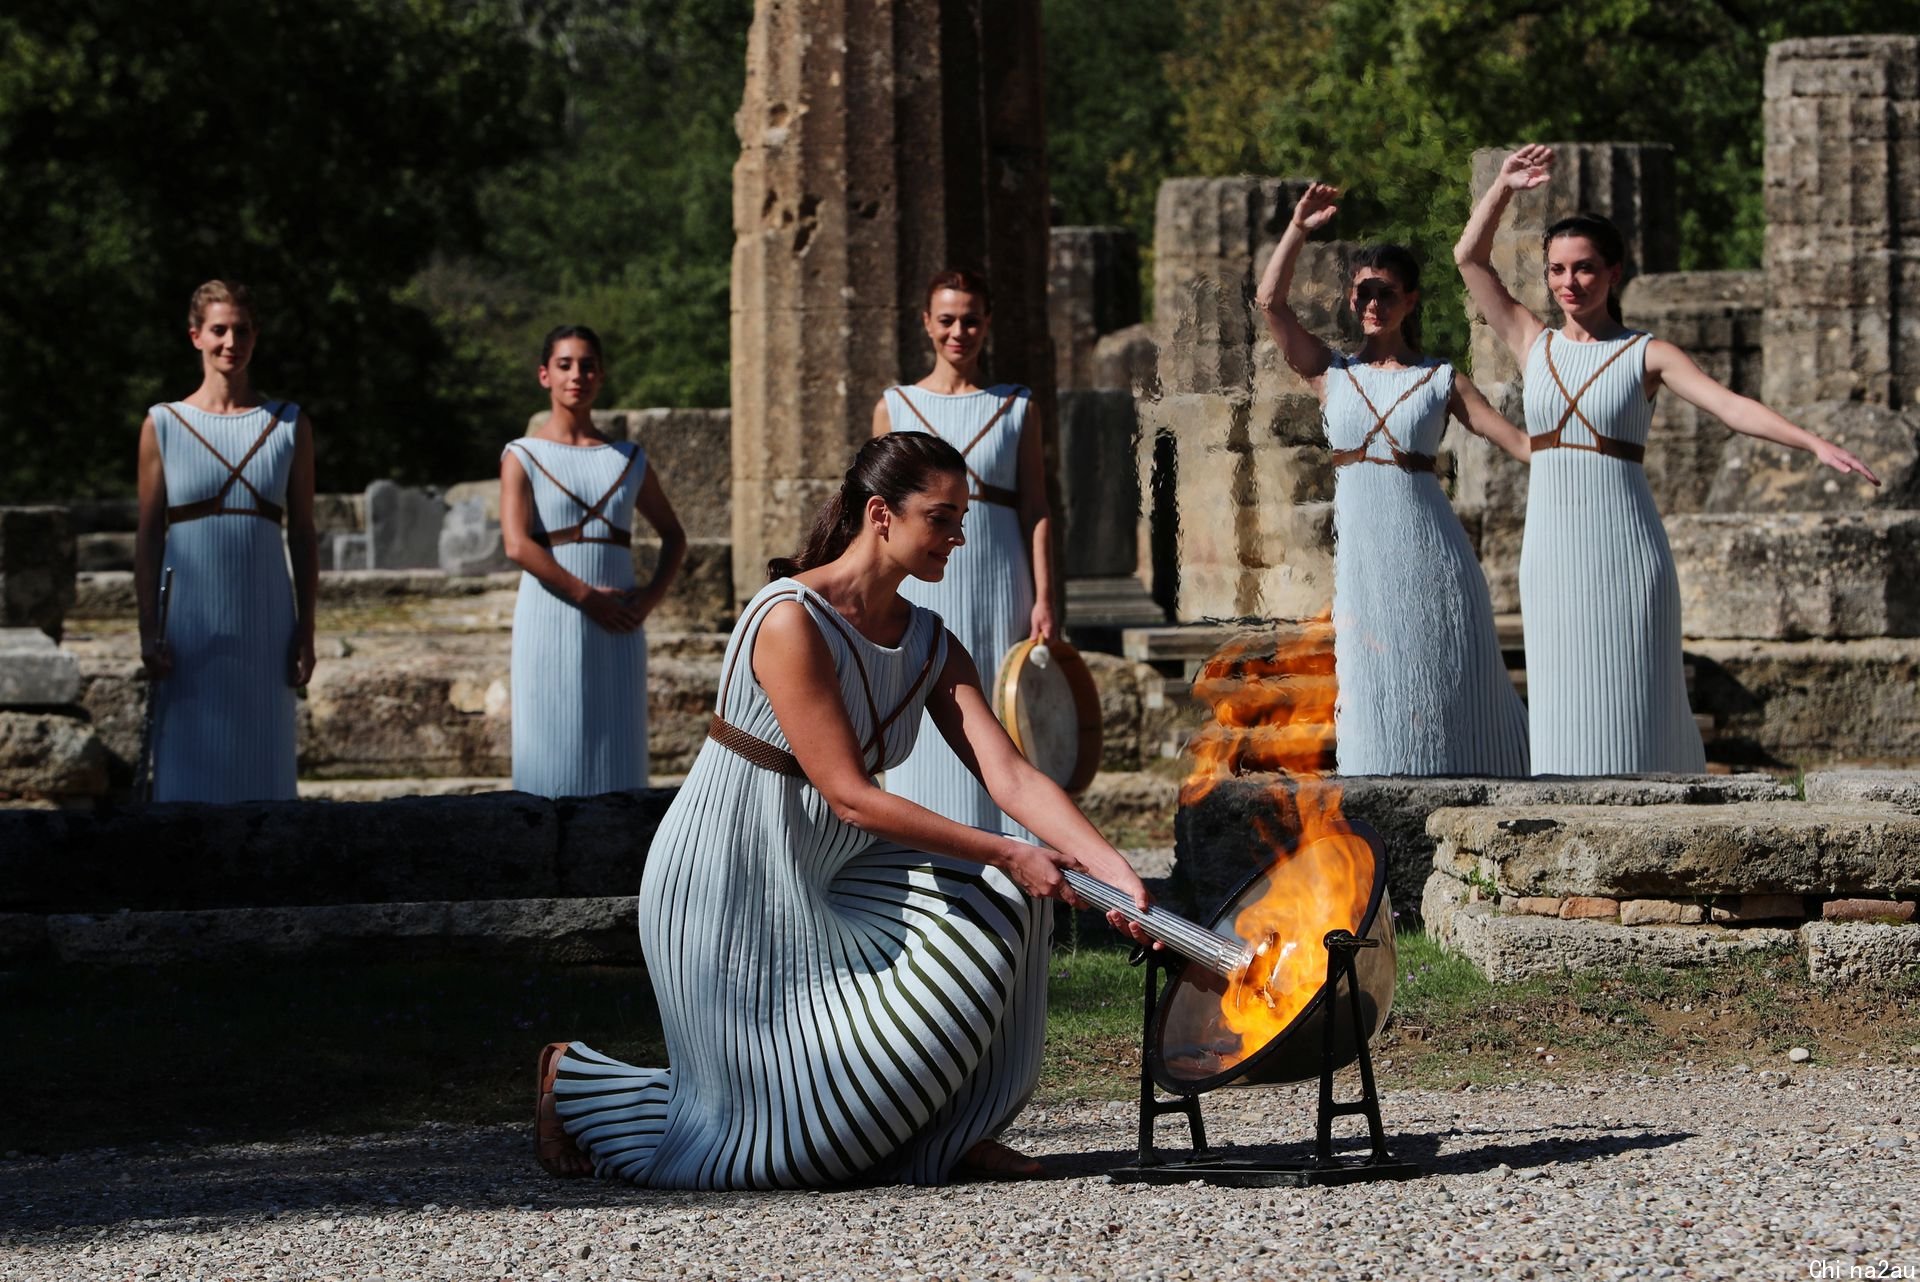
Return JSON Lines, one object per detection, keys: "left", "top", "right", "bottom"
{"left": 1324, "top": 359, "right": 1530, "bottom": 776}
{"left": 1520, "top": 330, "right": 1705, "bottom": 774}
{"left": 505, "top": 438, "right": 651, "bottom": 797}
{"left": 552, "top": 579, "right": 1052, "bottom": 1188}
{"left": 149, "top": 400, "right": 300, "bottom": 802}
{"left": 881, "top": 385, "right": 1036, "bottom": 837}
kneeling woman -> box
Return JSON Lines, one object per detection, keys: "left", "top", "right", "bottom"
{"left": 537, "top": 433, "right": 1151, "bottom": 1187}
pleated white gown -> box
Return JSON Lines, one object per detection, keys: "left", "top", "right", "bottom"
{"left": 1325, "top": 359, "right": 1530, "bottom": 777}
{"left": 149, "top": 401, "right": 300, "bottom": 802}
{"left": 506, "top": 439, "right": 650, "bottom": 797}
{"left": 882, "top": 385, "right": 1035, "bottom": 837}
{"left": 1520, "top": 330, "right": 1705, "bottom": 774}
{"left": 553, "top": 580, "right": 1052, "bottom": 1188}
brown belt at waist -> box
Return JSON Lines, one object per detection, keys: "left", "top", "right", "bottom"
{"left": 707, "top": 714, "right": 802, "bottom": 777}
{"left": 972, "top": 482, "right": 1018, "bottom": 508}
{"left": 539, "top": 524, "right": 632, "bottom": 548}
{"left": 1528, "top": 431, "right": 1646, "bottom": 464}
{"left": 166, "top": 497, "right": 285, "bottom": 525}
{"left": 1329, "top": 447, "right": 1437, "bottom": 473}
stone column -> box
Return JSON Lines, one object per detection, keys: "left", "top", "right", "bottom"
{"left": 1049, "top": 226, "right": 1141, "bottom": 391}
{"left": 730, "top": 0, "right": 1054, "bottom": 604}
{"left": 1762, "top": 36, "right": 1920, "bottom": 409}
{"left": 1139, "top": 178, "right": 1347, "bottom": 621}
{"left": 1458, "top": 143, "right": 1678, "bottom": 610}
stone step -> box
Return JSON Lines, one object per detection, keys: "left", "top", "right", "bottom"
{"left": 1427, "top": 800, "right": 1920, "bottom": 899}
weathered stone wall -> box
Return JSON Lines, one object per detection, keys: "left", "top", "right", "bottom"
{"left": 0, "top": 507, "right": 77, "bottom": 640}
{"left": 1050, "top": 226, "right": 1141, "bottom": 391}
{"left": 1622, "top": 271, "right": 1765, "bottom": 514}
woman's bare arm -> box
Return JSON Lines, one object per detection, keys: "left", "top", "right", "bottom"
{"left": 1449, "top": 377, "right": 1531, "bottom": 463}
{"left": 630, "top": 465, "right": 687, "bottom": 623}
{"left": 285, "top": 412, "right": 320, "bottom": 685}
{"left": 1646, "top": 341, "right": 1880, "bottom": 484}
{"left": 1254, "top": 182, "right": 1339, "bottom": 389}
{"left": 1015, "top": 409, "right": 1057, "bottom": 643}
{"left": 1454, "top": 145, "right": 1552, "bottom": 364}
{"left": 134, "top": 415, "right": 171, "bottom": 679}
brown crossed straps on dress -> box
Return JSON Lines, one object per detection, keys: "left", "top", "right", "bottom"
{"left": 1327, "top": 363, "right": 1443, "bottom": 473}
{"left": 887, "top": 387, "right": 1024, "bottom": 507}
{"left": 1530, "top": 332, "right": 1650, "bottom": 464}
{"left": 159, "top": 402, "right": 287, "bottom": 525}
{"left": 706, "top": 587, "right": 942, "bottom": 779}
{"left": 506, "top": 442, "right": 640, "bottom": 547}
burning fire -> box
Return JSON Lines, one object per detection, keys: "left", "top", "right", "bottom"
{"left": 1182, "top": 609, "right": 1376, "bottom": 1068}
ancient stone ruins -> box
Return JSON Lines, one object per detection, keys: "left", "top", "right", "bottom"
{"left": 0, "top": 19, "right": 1915, "bottom": 984}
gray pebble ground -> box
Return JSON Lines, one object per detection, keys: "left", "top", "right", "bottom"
{"left": 3, "top": 1065, "right": 1915, "bottom": 1281}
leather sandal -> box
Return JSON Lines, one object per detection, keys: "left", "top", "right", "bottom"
{"left": 535, "top": 1041, "right": 591, "bottom": 1178}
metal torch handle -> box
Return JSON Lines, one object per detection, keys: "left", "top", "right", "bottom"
{"left": 1061, "top": 869, "right": 1251, "bottom": 980}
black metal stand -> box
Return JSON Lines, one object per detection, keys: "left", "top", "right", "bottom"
{"left": 1110, "top": 931, "right": 1420, "bottom": 1188}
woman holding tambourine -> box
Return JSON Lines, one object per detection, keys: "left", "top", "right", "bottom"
{"left": 871, "top": 268, "right": 1061, "bottom": 835}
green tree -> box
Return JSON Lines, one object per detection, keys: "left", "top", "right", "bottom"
{"left": 0, "top": 0, "right": 548, "bottom": 500}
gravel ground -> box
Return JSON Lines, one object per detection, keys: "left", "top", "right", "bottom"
{"left": 3, "top": 1065, "right": 1915, "bottom": 1281}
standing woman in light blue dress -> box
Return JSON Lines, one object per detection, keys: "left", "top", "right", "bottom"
{"left": 501, "top": 325, "right": 686, "bottom": 797}
{"left": 870, "top": 269, "right": 1056, "bottom": 835}
{"left": 134, "top": 280, "right": 318, "bottom": 802}
{"left": 1456, "top": 145, "right": 1880, "bottom": 775}
{"left": 535, "top": 432, "right": 1153, "bottom": 1187}
{"left": 1255, "top": 184, "right": 1532, "bottom": 776}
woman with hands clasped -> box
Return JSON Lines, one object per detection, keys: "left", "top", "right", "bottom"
{"left": 1455, "top": 145, "right": 1879, "bottom": 775}
{"left": 501, "top": 325, "right": 685, "bottom": 798}
{"left": 1256, "top": 183, "right": 1530, "bottom": 776}
{"left": 536, "top": 432, "right": 1154, "bottom": 1188}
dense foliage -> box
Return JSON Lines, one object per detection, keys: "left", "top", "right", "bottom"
{"left": 3, "top": 1, "right": 1913, "bottom": 499}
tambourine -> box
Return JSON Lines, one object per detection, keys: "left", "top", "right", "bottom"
{"left": 992, "top": 637, "right": 1103, "bottom": 794}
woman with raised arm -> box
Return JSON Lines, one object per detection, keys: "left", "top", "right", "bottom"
{"left": 1255, "top": 184, "right": 1531, "bottom": 777}
{"left": 535, "top": 432, "right": 1152, "bottom": 1188}
{"left": 501, "top": 325, "right": 686, "bottom": 798}
{"left": 870, "top": 269, "right": 1054, "bottom": 837}
{"left": 133, "top": 280, "right": 317, "bottom": 802}
{"left": 1454, "top": 145, "right": 1879, "bottom": 775}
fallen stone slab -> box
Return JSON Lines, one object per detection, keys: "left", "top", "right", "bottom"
{"left": 0, "top": 709, "right": 108, "bottom": 800}
{"left": 0, "top": 788, "right": 672, "bottom": 913}
{"left": 1804, "top": 769, "right": 1920, "bottom": 814}
{"left": 1422, "top": 872, "right": 1798, "bottom": 982}
{"left": 1689, "top": 637, "right": 1920, "bottom": 769}
{"left": 18, "top": 896, "right": 640, "bottom": 967}
{"left": 1800, "top": 920, "right": 1920, "bottom": 985}
{"left": 0, "top": 628, "right": 80, "bottom": 706}
{"left": 1428, "top": 801, "right": 1920, "bottom": 898}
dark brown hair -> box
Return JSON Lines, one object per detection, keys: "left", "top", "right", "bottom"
{"left": 1347, "top": 244, "right": 1424, "bottom": 351}
{"left": 925, "top": 268, "right": 991, "bottom": 314}
{"left": 768, "top": 432, "right": 968, "bottom": 580}
{"left": 540, "top": 324, "right": 604, "bottom": 365}
{"left": 1543, "top": 213, "right": 1626, "bottom": 324}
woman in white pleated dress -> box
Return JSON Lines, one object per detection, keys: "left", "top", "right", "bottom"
{"left": 134, "top": 280, "right": 318, "bottom": 802}
{"left": 501, "top": 325, "right": 685, "bottom": 797}
{"left": 871, "top": 269, "right": 1055, "bottom": 836}
{"left": 1456, "top": 145, "right": 1881, "bottom": 775}
{"left": 535, "top": 432, "right": 1153, "bottom": 1187}
{"left": 1256, "top": 184, "right": 1531, "bottom": 776}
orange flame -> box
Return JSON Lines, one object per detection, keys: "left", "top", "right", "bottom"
{"left": 1180, "top": 609, "right": 1375, "bottom": 1069}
